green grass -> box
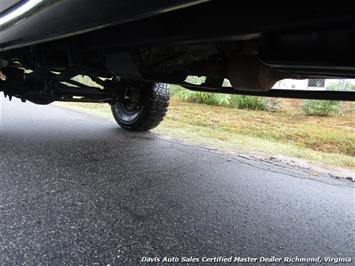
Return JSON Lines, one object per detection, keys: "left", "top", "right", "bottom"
{"left": 56, "top": 98, "right": 355, "bottom": 169}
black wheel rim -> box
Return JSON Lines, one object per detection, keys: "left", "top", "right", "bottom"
{"left": 113, "top": 101, "right": 143, "bottom": 124}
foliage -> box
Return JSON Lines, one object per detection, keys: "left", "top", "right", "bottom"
{"left": 229, "top": 95, "right": 269, "bottom": 110}
{"left": 185, "top": 76, "right": 206, "bottom": 85}
{"left": 301, "top": 100, "right": 341, "bottom": 116}
{"left": 170, "top": 85, "right": 272, "bottom": 111}
{"left": 299, "top": 80, "right": 347, "bottom": 116}
{"left": 326, "top": 80, "right": 355, "bottom": 91}
{"left": 170, "top": 87, "right": 220, "bottom": 105}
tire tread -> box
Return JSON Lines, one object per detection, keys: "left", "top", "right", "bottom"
{"left": 111, "top": 83, "right": 170, "bottom": 131}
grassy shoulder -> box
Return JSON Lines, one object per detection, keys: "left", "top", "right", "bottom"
{"left": 56, "top": 99, "right": 355, "bottom": 169}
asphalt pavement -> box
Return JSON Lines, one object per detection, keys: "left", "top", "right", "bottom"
{"left": 0, "top": 98, "right": 354, "bottom": 265}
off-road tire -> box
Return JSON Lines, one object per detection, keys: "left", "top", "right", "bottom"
{"left": 111, "top": 83, "right": 170, "bottom": 131}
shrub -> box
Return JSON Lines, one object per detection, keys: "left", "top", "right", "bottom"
{"left": 301, "top": 100, "right": 341, "bottom": 116}
{"left": 230, "top": 95, "right": 269, "bottom": 111}
{"left": 326, "top": 80, "right": 355, "bottom": 91}
{"left": 171, "top": 86, "right": 228, "bottom": 106}
{"left": 171, "top": 87, "right": 216, "bottom": 105}
{"left": 171, "top": 85, "right": 274, "bottom": 111}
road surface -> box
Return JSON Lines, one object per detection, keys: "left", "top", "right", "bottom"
{"left": 0, "top": 98, "right": 354, "bottom": 265}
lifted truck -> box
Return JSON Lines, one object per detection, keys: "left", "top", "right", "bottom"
{"left": 0, "top": 1, "right": 354, "bottom": 131}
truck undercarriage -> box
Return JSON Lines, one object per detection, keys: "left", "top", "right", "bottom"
{"left": 0, "top": 1, "right": 354, "bottom": 130}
